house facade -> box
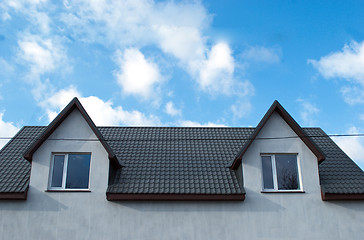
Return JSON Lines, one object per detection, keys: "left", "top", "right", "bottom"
{"left": 0, "top": 98, "right": 363, "bottom": 239}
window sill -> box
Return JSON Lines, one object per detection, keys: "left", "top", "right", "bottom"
{"left": 261, "top": 190, "right": 305, "bottom": 193}
{"left": 45, "top": 189, "right": 91, "bottom": 192}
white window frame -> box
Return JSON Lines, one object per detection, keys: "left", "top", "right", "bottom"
{"left": 261, "top": 153, "right": 303, "bottom": 192}
{"left": 48, "top": 153, "right": 91, "bottom": 191}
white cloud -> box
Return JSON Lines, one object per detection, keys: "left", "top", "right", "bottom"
{"left": 80, "top": 96, "right": 161, "bottom": 126}
{"left": 1, "top": 0, "right": 51, "bottom": 33}
{"left": 115, "top": 48, "right": 162, "bottom": 100}
{"left": 33, "top": 10, "right": 51, "bottom": 34}
{"left": 229, "top": 80, "right": 255, "bottom": 120}
{"left": 59, "top": 1, "right": 248, "bottom": 97}
{"left": 42, "top": 86, "right": 161, "bottom": 126}
{"left": 18, "top": 35, "right": 66, "bottom": 75}
{"left": 60, "top": 0, "right": 209, "bottom": 51}
{"left": 231, "top": 99, "right": 253, "bottom": 120}
{"left": 1, "top": 11, "right": 10, "bottom": 21}
{"left": 7, "top": 0, "right": 254, "bottom": 118}
{"left": 0, "top": 112, "right": 19, "bottom": 149}
{"left": 164, "top": 101, "right": 181, "bottom": 117}
{"left": 309, "top": 41, "right": 364, "bottom": 105}
{"left": 40, "top": 85, "right": 81, "bottom": 121}
{"left": 309, "top": 41, "right": 364, "bottom": 81}
{"left": 297, "top": 99, "right": 320, "bottom": 126}
{"left": 340, "top": 85, "right": 364, "bottom": 105}
{"left": 241, "top": 46, "right": 281, "bottom": 63}
{"left": 154, "top": 25, "right": 206, "bottom": 63}
{"left": 0, "top": 57, "right": 14, "bottom": 77}
{"left": 4, "top": 1, "right": 72, "bottom": 110}
{"left": 196, "top": 42, "right": 235, "bottom": 95}
{"left": 17, "top": 34, "right": 71, "bottom": 103}
{"left": 332, "top": 127, "right": 364, "bottom": 170}
{"left": 178, "top": 120, "right": 226, "bottom": 127}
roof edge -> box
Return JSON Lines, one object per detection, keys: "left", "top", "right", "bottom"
{"left": 230, "top": 100, "right": 325, "bottom": 169}
{"left": 23, "top": 97, "right": 121, "bottom": 168}
{"left": 0, "top": 190, "right": 28, "bottom": 200}
{"left": 321, "top": 190, "right": 364, "bottom": 201}
{"left": 106, "top": 193, "right": 245, "bottom": 201}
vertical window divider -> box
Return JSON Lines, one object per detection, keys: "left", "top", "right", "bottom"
{"left": 62, "top": 154, "right": 68, "bottom": 189}
{"left": 48, "top": 155, "right": 54, "bottom": 190}
{"left": 271, "top": 155, "right": 278, "bottom": 190}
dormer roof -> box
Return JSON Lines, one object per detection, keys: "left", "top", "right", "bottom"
{"left": 23, "top": 97, "right": 121, "bottom": 168}
{"left": 230, "top": 100, "right": 325, "bottom": 170}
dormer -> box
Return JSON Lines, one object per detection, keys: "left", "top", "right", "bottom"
{"left": 24, "top": 98, "right": 120, "bottom": 193}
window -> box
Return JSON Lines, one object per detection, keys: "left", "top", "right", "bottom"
{"left": 261, "top": 154, "right": 301, "bottom": 191}
{"left": 48, "top": 153, "right": 91, "bottom": 190}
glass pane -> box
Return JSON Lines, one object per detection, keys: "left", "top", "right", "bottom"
{"left": 51, "top": 155, "right": 65, "bottom": 187}
{"left": 262, "top": 156, "right": 274, "bottom": 189}
{"left": 66, "top": 154, "right": 91, "bottom": 189}
{"left": 275, "top": 155, "right": 299, "bottom": 190}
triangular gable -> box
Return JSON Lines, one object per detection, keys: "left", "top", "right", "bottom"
{"left": 23, "top": 97, "right": 121, "bottom": 168}
{"left": 230, "top": 100, "right": 325, "bottom": 170}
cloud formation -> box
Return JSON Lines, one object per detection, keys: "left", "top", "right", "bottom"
{"left": 297, "top": 99, "right": 320, "bottom": 126}
{"left": 241, "top": 46, "right": 281, "bottom": 63}
{"left": 231, "top": 99, "right": 253, "bottom": 120}
{"left": 18, "top": 34, "right": 66, "bottom": 76}
{"left": 17, "top": 34, "right": 70, "bottom": 102}
{"left": 164, "top": 101, "right": 182, "bottom": 117}
{"left": 59, "top": 0, "right": 249, "bottom": 97}
{"left": 309, "top": 41, "right": 364, "bottom": 104}
{"left": 42, "top": 86, "right": 161, "bottom": 126}
{"left": 332, "top": 127, "right": 364, "bottom": 170}
{"left": 196, "top": 42, "right": 235, "bottom": 95}
{"left": 0, "top": 112, "right": 19, "bottom": 149}
{"left": 79, "top": 96, "right": 161, "bottom": 126}
{"left": 40, "top": 85, "right": 81, "bottom": 121}
{"left": 0, "top": 57, "right": 14, "bottom": 82}
{"left": 3, "top": 0, "right": 257, "bottom": 126}
{"left": 1, "top": 0, "right": 51, "bottom": 34}
{"left": 178, "top": 120, "right": 226, "bottom": 127}
{"left": 115, "top": 48, "right": 163, "bottom": 100}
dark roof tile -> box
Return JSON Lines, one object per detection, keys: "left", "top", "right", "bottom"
{"left": 0, "top": 126, "right": 44, "bottom": 193}
{"left": 1, "top": 126, "right": 363, "bottom": 197}
{"left": 304, "top": 128, "right": 364, "bottom": 194}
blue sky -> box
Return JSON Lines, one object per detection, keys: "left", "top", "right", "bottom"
{"left": 0, "top": 0, "right": 364, "bottom": 170}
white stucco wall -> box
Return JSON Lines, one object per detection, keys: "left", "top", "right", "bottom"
{"left": 0, "top": 110, "right": 363, "bottom": 240}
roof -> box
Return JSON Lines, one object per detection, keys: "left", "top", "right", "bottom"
{"left": 231, "top": 100, "right": 325, "bottom": 169}
{"left": 101, "top": 127, "right": 254, "bottom": 200}
{"left": 304, "top": 128, "right": 364, "bottom": 200}
{"left": 23, "top": 97, "right": 120, "bottom": 168}
{"left": 0, "top": 126, "right": 43, "bottom": 199}
{"left": 1, "top": 126, "right": 363, "bottom": 200}
{"left": 0, "top": 99, "right": 363, "bottom": 200}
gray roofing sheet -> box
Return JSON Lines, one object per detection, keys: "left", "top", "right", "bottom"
{"left": 100, "top": 127, "right": 254, "bottom": 195}
{"left": 0, "top": 126, "right": 363, "bottom": 195}
{"left": 0, "top": 126, "right": 45, "bottom": 193}
{"left": 304, "top": 128, "right": 364, "bottom": 194}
